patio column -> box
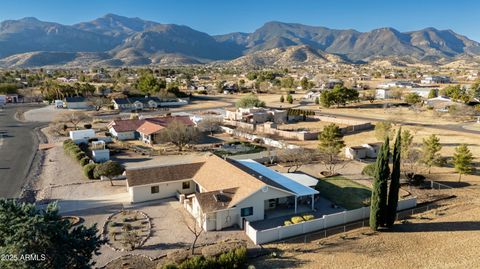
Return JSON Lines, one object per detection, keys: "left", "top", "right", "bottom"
{"left": 311, "top": 194, "right": 315, "bottom": 210}
{"left": 294, "top": 196, "right": 297, "bottom": 213}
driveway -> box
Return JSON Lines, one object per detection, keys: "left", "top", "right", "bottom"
{"left": 0, "top": 104, "right": 46, "bottom": 198}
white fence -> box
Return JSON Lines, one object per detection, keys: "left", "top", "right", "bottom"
{"left": 245, "top": 197, "right": 417, "bottom": 245}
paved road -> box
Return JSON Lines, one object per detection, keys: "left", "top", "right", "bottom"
{"left": 316, "top": 110, "right": 480, "bottom": 135}
{"left": 0, "top": 104, "right": 45, "bottom": 198}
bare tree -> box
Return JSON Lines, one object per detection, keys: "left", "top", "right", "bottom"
{"left": 179, "top": 209, "right": 205, "bottom": 255}
{"left": 59, "top": 111, "right": 91, "bottom": 130}
{"left": 278, "top": 148, "right": 314, "bottom": 172}
{"left": 157, "top": 120, "right": 200, "bottom": 151}
{"left": 198, "top": 117, "right": 223, "bottom": 135}
{"left": 88, "top": 97, "right": 109, "bottom": 111}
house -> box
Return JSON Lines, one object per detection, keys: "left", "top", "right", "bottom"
{"left": 112, "top": 97, "right": 187, "bottom": 111}
{"left": 64, "top": 97, "right": 89, "bottom": 109}
{"left": 377, "top": 81, "right": 417, "bottom": 89}
{"left": 425, "top": 96, "right": 456, "bottom": 111}
{"left": 421, "top": 76, "right": 451, "bottom": 84}
{"left": 225, "top": 107, "right": 288, "bottom": 124}
{"left": 108, "top": 119, "right": 146, "bottom": 140}
{"left": 136, "top": 116, "right": 194, "bottom": 144}
{"left": 125, "top": 155, "right": 319, "bottom": 231}
{"left": 69, "top": 129, "right": 95, "bottom": 144}
{"left": 345, "top": 143, "right": 381, "bottom": 160}
{"left": 321, "top": 79, "right": 343, "bottom": 90}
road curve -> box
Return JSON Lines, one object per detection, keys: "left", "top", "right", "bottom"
{"left": 0, "top": 105, "right": 45, "bottom": 198}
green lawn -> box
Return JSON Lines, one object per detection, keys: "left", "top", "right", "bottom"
{"left": 315, "top": 176, "right": 372, "bottom": 210}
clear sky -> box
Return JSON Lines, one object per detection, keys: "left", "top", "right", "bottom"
{"left": 0, "top": 0, "right": 479, "bottom": 41}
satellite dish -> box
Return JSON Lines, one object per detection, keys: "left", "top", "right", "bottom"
{"left": 261, "top": 186, "right": 269, "bottom": 192}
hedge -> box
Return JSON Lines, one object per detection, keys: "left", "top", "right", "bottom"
{"left": 162, "top": 247, "right": 247, "bottom": 269}
{"left": 79, "top": 157, "right": 90, "bottom": 166}
{"left": 74, "top": 151, "right": 86, "bottom": 161}
{"left": 303, "top": 214, "right": 315, "bottom": 221}
{"left": 83, "top": 163, "right": 98, "bottom": 179}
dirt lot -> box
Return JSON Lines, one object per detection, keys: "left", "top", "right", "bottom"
{"left": 251, "top": 188, "right": 480, "bottom": 269}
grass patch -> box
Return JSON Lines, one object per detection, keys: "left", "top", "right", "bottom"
{"left": 315, "top": 176, "right": 371, "bottom": 210}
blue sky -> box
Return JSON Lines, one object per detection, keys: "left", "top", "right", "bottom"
{"left": 1, "top": 0, "right": 479, "bottom": 41}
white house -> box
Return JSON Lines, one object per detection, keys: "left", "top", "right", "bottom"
{"left": 421, "top": 76, "right": 451, "bottom": 85}
{"left": 125, "top": 155, "right": 319, "bottom": 231}
{"left": 345, "top": 143, "right": 381, "bottom": 160}
{"left": 69, "top": 129, "right": 95, "bottom": 144}
{"left": 108, "top": 119, "right": 146, "bottom": 140}
{"left": 64, "top": 97, "right": 89, "bottom": 109}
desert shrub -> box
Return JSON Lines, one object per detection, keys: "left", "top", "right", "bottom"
{"left": 201, "top": 240, "right": 246, "bottom": 257}
{"left": 302, "top": 214, "right": 315, "bottom": 221}
{"left": 84, "top": 124, "right": 92, "bottom": 129}
{"left": 361, "top": 163, "right": 376, "bottom": 177}
{"left": 79, "top": 157, "right": 90, "bottom": 166}
{"left": 284, "top": 220, "right": 293, "bottom": 226}
{"left": 74, "top": 151, "right": 86, "bottom": 161}
{"left": 69, "top": 148, "right": 82, "bottom": 158}
{"left": 83, "top": 163, "right": 97, "bottom": 179}
{"left": 218, "top": 247, "right": 247, "bottom": 267}
{"left": 291, "top": 216, "right": 305, "bottom": 224}
{"left": 63, "top": 139, "right": 74, "bottom": 146}
{"left": 165, "top": 247, "right": 248, "bottom": 269}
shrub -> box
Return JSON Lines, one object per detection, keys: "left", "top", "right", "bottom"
{"left": 75, "top": 151, "right": 86, "bottom": 161}
{"left": 63, "top": 139, "right": 74, "bottom": 146}
{"left": 361, "top": 163, "right": 376, "bottom": 177}
{"left": 166, "top": 247, "right": 248, "bottom": 269}
{"left": 284, "top": 220, "right": 293, "bottom": 226}
{"left": 302, "top": 214, "right": 315, "bottom": 221}
{"left": 83, "top": 163, "right": 97, "bottom": 179}
{"left": 79, "top": 157, "right": 90, "bottom": 166}
{"left": 69, "top": 148, "right": 82, "bottom": 158}
{"left": 291, "top": 216, "right": 305, "bottom": 224}
{"left": 83, "top": 124, "right": 92, "bottom": 129}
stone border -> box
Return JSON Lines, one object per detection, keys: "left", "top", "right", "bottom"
{"left": 102, "top": 210, "right": 152, "bottom": 252}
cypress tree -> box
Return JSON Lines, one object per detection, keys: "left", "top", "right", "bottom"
{"left": 370, "top": 136, "right": 390, "bottom": 230}
{"left": 386, "top": 129, "right": 401, "bottom": 227}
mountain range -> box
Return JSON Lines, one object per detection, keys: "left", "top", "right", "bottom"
{"left": 0, "top": 14, "right": 479, "bottom": 68}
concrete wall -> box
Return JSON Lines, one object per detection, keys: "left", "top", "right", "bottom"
{"left": 129, "top": 179, "right": 195, "bottom": 203}
{"left": 246, "top": 197, "right": 417, "bottom": 245}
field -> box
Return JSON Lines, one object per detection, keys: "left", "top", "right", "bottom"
{"left": 251, "top": 188, "right": 480, "bottom": 269}
{"left": 315, "top": 176, "right": 371, "bottom": 210}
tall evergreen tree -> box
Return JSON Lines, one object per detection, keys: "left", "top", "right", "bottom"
{"left": 386, "top": 129, "right": 402, "bottom": 227}
{"left": 370, "top": 136, "right": 390, "bottom": 230}
{"left": 453, "top": 144, "right": 475, "bottom": 181}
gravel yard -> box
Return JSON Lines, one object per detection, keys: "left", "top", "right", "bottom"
{"left": 251, "top": 189, "right": 480, "bottom": 269}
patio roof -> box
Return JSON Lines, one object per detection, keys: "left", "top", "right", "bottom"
{"left": 236, "top": 159, "right": 319, "bottom": 197}
{"left": 281, "top": 173, "right": 319, "bottom": 188}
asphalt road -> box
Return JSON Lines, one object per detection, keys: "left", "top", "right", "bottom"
{"left": 0, "top": 104, "right": 45, "bottom": 198}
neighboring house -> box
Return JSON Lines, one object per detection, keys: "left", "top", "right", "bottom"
{"left": 345, "top": 143, "right": 381, "bottom": 160}
{"left": 225, "top": 107, "right": 288, "bottom": 124}
{"left": 69, "top": 129, "right": 95, "bottom": 144}
{"left": 321, "top": 79, "right": 343, "bottom": 90}
{"left": 421, "top": 76, "right": 451, "bottom": 84}
{"left": 425, "top": 96, "right": 461, "bottom": 111}
{"left": 64, "top": 97, "right": 89, "bottom": 109}
{"left": 377, "top": 81, "right": 417, "bottom": 89}
{"left": 137, "top": 116, "right": 194, "bottom": 144}
{"left": 125, "top": 155, "right": 319, "bottom": 231}
{"left": 108, "top": 119, "right": 146, "bottom": 140}
{"left": 112, "top": 97, "right": 187, "bottom": 111}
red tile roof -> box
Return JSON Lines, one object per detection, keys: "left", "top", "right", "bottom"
{"left": 108, "top": 119, "right": 146, "bottom": 133}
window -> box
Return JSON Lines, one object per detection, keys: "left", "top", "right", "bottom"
{"left": 182, "top": 181, "right": 190, "bottom": 190}
{"left": 240, "top": 207, "right": 253, "bottom": 217}
{"left": 151, "top": 185, "right": 159, "bottom": 194}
